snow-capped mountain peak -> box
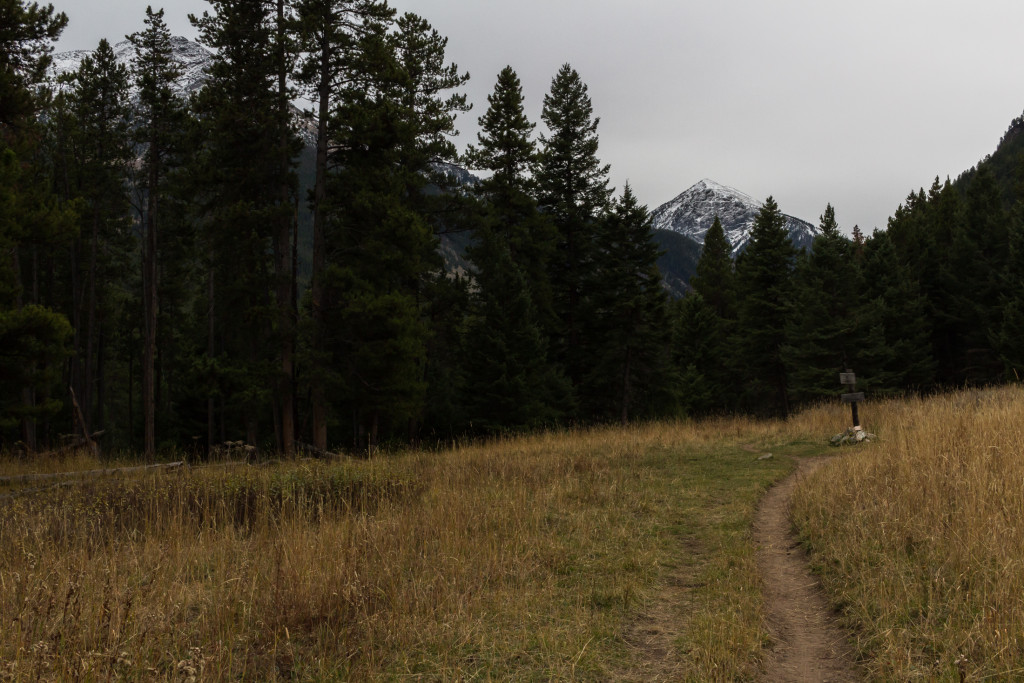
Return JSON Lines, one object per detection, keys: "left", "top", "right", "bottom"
{"left": 650, "top": 179, "right": 819, "bottom": 257}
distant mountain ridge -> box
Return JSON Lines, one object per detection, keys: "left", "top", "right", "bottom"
{"left": 650, "top": 179, "right": 820, "bottom": 257}
{"left": 53, "top": 36, "right": 212, "bottom": 100}
{"left": 52, "top": 36, "right": 317, "bottom": 144}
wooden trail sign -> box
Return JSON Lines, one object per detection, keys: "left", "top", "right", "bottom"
{"left": 839, "top": 369, "right": 862, "bottom": 428}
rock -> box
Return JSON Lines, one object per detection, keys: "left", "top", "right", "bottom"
{"left": 830, "top": 427, "right": 876, "bottom": 446}
{"left": 758, "top": 453, "right": 774, "bottom": 460}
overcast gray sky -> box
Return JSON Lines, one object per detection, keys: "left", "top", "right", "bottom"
{"left": 54, "top": 0, "right": 1024, "bottom": 234}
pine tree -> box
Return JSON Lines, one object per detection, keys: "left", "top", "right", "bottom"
{"left": 465, "top": 66, "right": 536, "bottom": 197}
{"left": 463, "top": 65, "right": 556, "bottom": 332}
{"left": 673, "top": 292, "right": 727, "bottom": 415}
{"left": 783, "top": 204, "right": 862, "bottom": 405}
{"left": 191, "top": 0, "right": 299, "bottom": 447}
{"left": 689, "top": 215, "right": 736, "bottom": 319}
{"left": 293, "top": 0, "right": 392, "bottom": 451}
{"left": 271, "top": 0, "right": 301, "bottom": 455}
{"left": 461, "top": 66, "right": 569, "bottom": 429}
{"left": 995, "top": 205, "right": 1024, "bottom": 378}
{"left": 952, "top": 165, "right": 1008, "bottom": 383}
{"left": 0, "top": 0, "right": 75, "bottom": 449}
{"left": 859, "top": 230, "right": 935, "bottom": 391}
{"left": 0, "top": 0, "right": 66, "bottom": 127}
{"left": 463, "top": 231, "right": 568, "bottom": 432}
{"left": 129, "top": 6, "right": 187, "bottom": 456}
{"left": 65, "top": 39, "right": 134, "bottom": 436}
{"left": 734, "top": 196, "right": 796, "bottom": 416}
{"left": 674, "top": 215, "right": 739, "bottom": 413}
{"left": 536, "top": 64, "right": 613, "bottom": 398}
{"left": 321, "top": 13, "right": 468, "bottom": 449}
{"left": 585, "top": 184, "right": 673, "bottom": 423}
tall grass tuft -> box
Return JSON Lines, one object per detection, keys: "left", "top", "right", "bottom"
{"left": 792, "top": 385, "right": 1024, "bottom": 680}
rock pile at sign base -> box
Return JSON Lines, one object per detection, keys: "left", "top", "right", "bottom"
{"left": 830, "top": 427, "right": 876, "bottom": 447}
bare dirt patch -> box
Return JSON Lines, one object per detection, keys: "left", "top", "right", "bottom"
{"left": 753, "top": 453, "right": 861, "bottom": 682}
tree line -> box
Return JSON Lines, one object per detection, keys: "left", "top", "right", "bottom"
{"left": 3, "top": 0, "right": 1023, "bottom": 456}
{"left": 1, "top": 0, "right": 675, "bottom": 455}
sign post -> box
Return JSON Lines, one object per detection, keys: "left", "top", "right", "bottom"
{"left": 839, "top": 369, "right": 863, "bottom": 429}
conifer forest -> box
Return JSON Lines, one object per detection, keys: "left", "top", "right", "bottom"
{"left": 4, "top": 0, "right": 1024, "bottom": 457}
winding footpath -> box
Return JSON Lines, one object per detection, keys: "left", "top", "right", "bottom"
{"left": 752, "top": 453, "right": 861, "bottom": 682}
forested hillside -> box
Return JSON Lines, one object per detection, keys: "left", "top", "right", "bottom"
{"left": 2, "top": 0, "right": 1023, "bottom": 456}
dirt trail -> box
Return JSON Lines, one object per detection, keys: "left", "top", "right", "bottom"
{"left": 752, "top": 452, "right": 861, "bottom": 682}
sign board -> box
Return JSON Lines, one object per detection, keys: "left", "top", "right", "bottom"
{"left": 839, "top": 372, "right": 856, "bottom": 385}
{"left": 841, "top": 392, "right": 865, "bottom": 403}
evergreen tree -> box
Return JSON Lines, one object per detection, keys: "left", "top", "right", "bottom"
{"left": 0, "top": 0, "right": 66, "bottom": 127}
{"left": 293, "top": 0, "right": 392, "bottom": 450}
{"left": 536, "top": 64, "right": 612, "bottom": 398}
{"left": 322, "top": 14, "right": 468, "bottom": 449}
{"left": 461, "top": 66, "right": 568, "bottom": 429}
{"left": 585, "top": 184, "right": 673, "bottom": 423}
{"left": 995, "top": 205, "right": 1024, "bottom": 378}
{"left": 463, "top": 232, "right": 568, "bottom": 432}
{"left": 783, "top": 204, "right": 863, "bottom": 405}
{"left": 191, "top": 0, "right": 299, "bottom": 447}
{"left": 0, "top": 0, "right": 75, "bottom": 449}
{"left": 464, "top": 65, "right": 556, "bottom": 302}
{"left": 734, "top": 196, "right": 795, "bottom": 416}
{"left": 65, "top": 39, "right": 133, "bottom": 436}
{"left": 271, "top": 0, "right": 301, "bottom": 455}
{"left": 859, "top": 230, "right": 935, "bottom": 390}
{"left": 689, "top": 215, "right": 736, "bottom": 319}
{"left": 674, "top": 215, "right": 739, "bottom": 413}
{"left": 464, "top": 66, "right": 536, "bottom": 198}
{"left": 952, "top": 165, "right": 1008, "bottom": 383}
{"left": 129, "top": 6, "right": 186, "bottom": 456}
{"left": 673, "top": 291, "right": 727, "bottom": 415}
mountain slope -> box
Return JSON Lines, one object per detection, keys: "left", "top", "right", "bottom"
{"left": 652, "top": 230, "right": 702, "bottom": 298}
{"left": 954, "top": 111, "right": 1024, "bottom": 209}
{"left": 651, "top": 179, "right": 819, "bottom": 257}
{"left": 53, "top": 37, "right": 317, "bottom": 144}
{"left": 53, "top": 36, "right": 212, "bottom": 100}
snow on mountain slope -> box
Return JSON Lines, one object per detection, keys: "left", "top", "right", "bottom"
{"left": 650, "top": 179, "right": 819, "bottom": 257}
{"left": 52, "top": 37, "right": 317, "bottom": 144}
{"left": 52, "top": 36, "right": 212, "bottom": 100}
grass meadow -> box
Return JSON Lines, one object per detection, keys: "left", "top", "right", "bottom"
{"left": 3, "top": 386, "right": 1024, "bottom": 680}
{"left": 792, "top": 385, "right": 1024, "bottom": 681}
{"left": 1, "top": 418, "right": 807, "bottom": 681}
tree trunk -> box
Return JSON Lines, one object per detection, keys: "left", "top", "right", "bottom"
{"left": 69, "top": 244, "right": 82, "bottom": 431}
{"left": 143, "top": 166, "right": 158, "bottom": 456}
{"left": 310, "top": 35, "right": 331, "bottom": 452}
{"left": 621, "top": 344, "right": 632, "bottom": 426}
{"left": 275, "top": 0, "right": 295, "bottom": 456}
{"left": 128, "top": 343, "right": 134, "bottom": 453}
{"left": 83, "top": 214, "right": 98, "bottom": 433}
{"left": 96, "top": 329, "right": 105, "bottom": 431}
{"left": 207, "top": 265, "right": 216, "bottom": 452}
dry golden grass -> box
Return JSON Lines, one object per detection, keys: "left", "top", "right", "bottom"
{"left": 792, "top": 385, "right": 1024, "bottom": 680}
{"left": 0, "top": 418, "right": 807, "bottom": 681}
